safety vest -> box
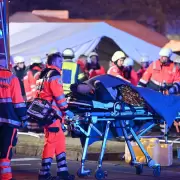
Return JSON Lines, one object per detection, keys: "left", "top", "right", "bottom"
{"left": 62, "top": 61, "right": 84, "bottom": 94}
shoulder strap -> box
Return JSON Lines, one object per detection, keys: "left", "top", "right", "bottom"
{"left": 37, "top": 69, "right": 57, "bottom": 98}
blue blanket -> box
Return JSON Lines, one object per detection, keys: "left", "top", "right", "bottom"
{"left": 92, "top": 75, "right": 180, "bottom": 128}
{"left": 79, "top": 75, "right": 180, "bottom": 146}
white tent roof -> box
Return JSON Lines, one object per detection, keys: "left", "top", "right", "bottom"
{"left": 9, "top": 22, "right": 162, "bottom": 64}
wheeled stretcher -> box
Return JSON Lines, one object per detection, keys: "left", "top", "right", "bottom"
{"left": 65, "top": 75, "right": 180, "bottom": 180}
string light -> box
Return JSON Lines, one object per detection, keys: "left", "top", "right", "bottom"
{"left": 118, "top": 85, "right": 145, "bottom": 106}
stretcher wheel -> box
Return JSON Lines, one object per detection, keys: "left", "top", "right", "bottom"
{"left": 153, "top": 165, "right": 161, "bottom": 177}
{"left": 95, "top": 169, "right": 107, "bottom": 180}
{"left": 135, "top": 164, "right": 143, "bottom": 175}
{"left": 77, "top": 168, "right": 91, "bottom": 177}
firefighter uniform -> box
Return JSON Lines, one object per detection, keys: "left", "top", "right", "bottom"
{"left": 138, "top": 59, "right": 180, "bottom": 91}
{"left": 23, "top": 57, "right": 43, "bottom": 102}
{"left": 36, "top": 60, "right": 74, "bottom": 180}
{"left": 138, "top": 48, "right": 180, "bottom": 134}
{"left": 138, "top": 48, "right": 180, "bottom": 91}
{"left": 0, "top": 66, "right": 28, "bottom": 180}
{"left": 62, "top": 48, "right": 86, "bottom": 95}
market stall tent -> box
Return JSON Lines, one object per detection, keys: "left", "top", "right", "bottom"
{"left": 9, "top": 22, "right": 163, "bottom": 69}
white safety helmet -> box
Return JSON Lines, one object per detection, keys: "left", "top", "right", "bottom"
{"left": 123, "top": 57, "right": 134, "bottom": 67}
{"left": 159, "top": 48, "right": 172, "bottom": 57}
{"left": 173, "top": 55, "right": 180, "bottom": 63}
{"left": 111, "top": 51, "right": 126, "bottom": 62}
{"left": 30, "top": 56, "right": 42, "bottom": 65}
{"left": 48, "top": 48, "right": 59, "bottom": 55}
{"left": 62, "top": 48, "right": 75, "bottom": 58}
{"left": 14, "top": 56, "right": 25, "bottom": 64}
{"left": 89, "top": 52, "right": 98, "bottom": 58}
{"left": 140, "top": 56, "right": 149, "bottom": 63}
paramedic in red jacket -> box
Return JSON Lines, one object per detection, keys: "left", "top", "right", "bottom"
{"left": 0, "top": 55, "right": 28, "bottom": 180}
{"left": 36, "top": 53, "right": 75, "bottom": 180}
{"left": 107, "top": 51, "right": 126, "bottom": 80}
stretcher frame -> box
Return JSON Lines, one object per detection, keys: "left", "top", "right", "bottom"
{"left": 66, "top": 99, "right": 174, "bottom": 180}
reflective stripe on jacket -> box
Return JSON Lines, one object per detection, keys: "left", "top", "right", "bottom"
{"left": 139, "top": 60, "right": 180, "bottom": 90}
{"left": 62, "top": 61, "right": 85, "bottom": 94}
{"left": 36, "top": 65, "right": 68, "bottom": 113}
{"left": 0, "top": 67, "right": 28, "bottom": 127}
{"left": 23, "top": 66, "right": 42, "bottom": 101}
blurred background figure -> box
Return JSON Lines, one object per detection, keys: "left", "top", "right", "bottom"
{"left": 137, "top": 55, "right": 150, "bottom": 80}
{"left": 77, "top": 54, "right": 88, "bottom": 73}
{"left": 23, "top": 56, "right": 44, "bottom": 103}
{"left": 62, "top": 48, "right": 86, "bottom": 95}
{"left": 172, "top": 55, "right": 180, "bottom": 70}
{"left": 87, "top": 52, "right": 105, "bottom": 79}
{"left": 107, "top": 51, "right": 126, "bottom": 79}
{"left": 123, "top": 57, "right": 138, "bottom": 86}
{"left": 12, "top": 56, "right": 28, "bottom": 100}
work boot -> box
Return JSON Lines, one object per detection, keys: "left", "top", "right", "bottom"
{"left": 56, "top": 174, "right": 75, "bottom": 180}
{"left": 38, "top": 174, "right": 57, "bottom": 180}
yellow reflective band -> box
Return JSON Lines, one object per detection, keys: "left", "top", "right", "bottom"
{"left": 78, "top": 73, "right": 85, "bottom": 80}
{"left": 62, "top": 62, "right": 78, "bottom": 93}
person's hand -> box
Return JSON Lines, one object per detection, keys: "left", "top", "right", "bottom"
{"left": 168, "top": 87, "right": 176, "bottom": 94}
{"left": 65, "top": 110, "right": 74, "bottom": 119}
{"left": 21, "top": 121, "right": 28, "bottom": 128}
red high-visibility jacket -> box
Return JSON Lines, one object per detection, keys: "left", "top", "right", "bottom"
{"left": 0, "top": 67, "right": 28, "bottom": 127}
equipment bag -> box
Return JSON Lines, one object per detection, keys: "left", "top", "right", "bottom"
{"left": 27, "top": 70, "right": 59, "bottom": 127}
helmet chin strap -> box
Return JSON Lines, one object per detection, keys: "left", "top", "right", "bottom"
{"left": 114, "top": 61, "right": 124, "bottom": 70}
{"left": 160, "top": 59, "right": 171, "bottom": 66}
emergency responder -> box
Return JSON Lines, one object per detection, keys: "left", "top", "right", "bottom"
{"left": 163, "top": 55, "right": 180, "bottom": 134}
{"left": 23, "top": 56, "right": 44, "bottom": 102}
{"left": 0, "top": 55, "right": 28, "bottom": 180}
{"left": 123, "top": 57, "right": 138, "bottom": 86}
{"left": 107, "top": 51, "right": 126, "bottom": 80}
{"left": 48, "top": 48, "right": 59, "bottom": 55}
{"left": 137, "top": 56, "right": 150, "bottom": 80}
{"left": 168, "top": 55, "right": 180, "bottom": 94}
{"left": 62, "top": 48, "right": 86, "bottom": 95}
{"left": 87, "top": 52, "right": 106, "bottom": 78}
{"left": 138, "top": 48, "right": 180, "bottom": 91}
{"left": 138, "top": 48, "right": 180, "bottom": 135}
{"left": 12, "top": 56, "right": 28, "bottom": 100}
{"left": 77, "top": 54, "right": 88, "bottom": 73}
{"left": 36, "top": 53, "right": 75, "bottom": 180}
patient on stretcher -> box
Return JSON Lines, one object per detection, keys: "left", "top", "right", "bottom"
{"left": 70, "top": 80, "right": 115, "bottom": 102}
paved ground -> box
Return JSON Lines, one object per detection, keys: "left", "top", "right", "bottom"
{"left": 12, "top": 157, "right": 180, "bottom": 180}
